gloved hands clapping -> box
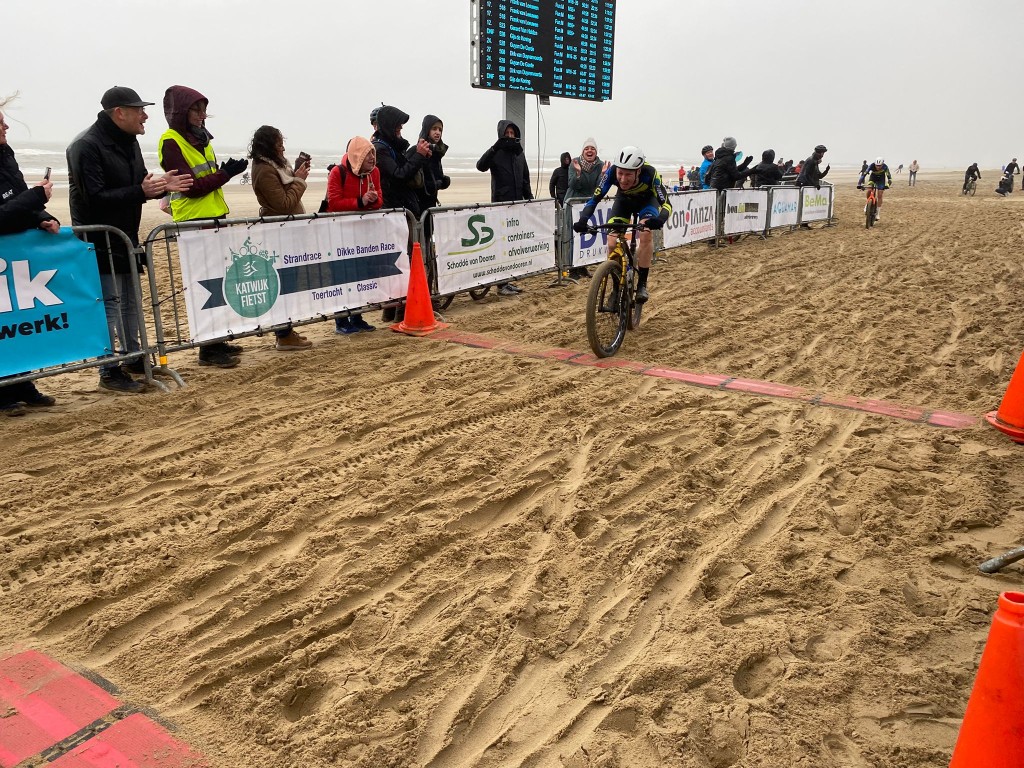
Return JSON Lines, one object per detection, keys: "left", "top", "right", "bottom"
{"left": 220, "top": 158, "right": 249, "bottom": 179}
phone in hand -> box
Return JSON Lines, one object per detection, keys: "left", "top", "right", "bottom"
{"left": 44, "top": 167, "right": 52, "bottom": 181}
{"left": 294, "top": 152, "right": 311, "bottom": 172}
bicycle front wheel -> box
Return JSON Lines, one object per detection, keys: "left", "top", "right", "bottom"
{"left": 586, "top": 260, "right": 627, "bottom": 357}
{"left": 865, "top": 199, "right": 876, "bottom": 228}
{"left": 968, "top": 180, "right": 977, "bottom": 196}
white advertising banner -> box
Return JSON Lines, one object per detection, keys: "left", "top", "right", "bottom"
{"left": 800, "top": 186, "right": 831, "bottom": 222}
{"left": 432, "top": 200, "right": 557, "bottom": 294}
{"left": 177, "top": 212, "right": 410, "bottom": 343}
{"left": 723, "top": 189, "right": 769, "bottom": 235}
{"left": 566, "top": 199, "right": 615, "bottom": 268}
{"left": 663, "top": 190, "right": 718, "bottom": 248}
{"left": 768, "top": 187, "right": 800, "bottom": 228}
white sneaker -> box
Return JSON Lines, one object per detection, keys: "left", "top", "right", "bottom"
{"left": 863, "top": 204, "right": 867, "bottom": 213}
{"left": 874, "top": 212, "right": 880, "bottom": 222}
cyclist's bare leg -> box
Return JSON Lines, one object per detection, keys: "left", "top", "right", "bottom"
{"left": 636, "top": 229, "right": 653, "bottom": 268}
{"left": 606, "top": 232, "right": 619, "bottom": 258}
{"left": 876, "top": 187, "right": 884, "bottom": 210}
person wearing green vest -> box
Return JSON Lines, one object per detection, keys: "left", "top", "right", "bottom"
{"left": 158, "top": 85, "right": 248, "bottom": 368}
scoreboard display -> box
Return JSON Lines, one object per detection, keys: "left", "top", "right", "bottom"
{"left": 471, "top": 0, "right": 615, "bottom": 102}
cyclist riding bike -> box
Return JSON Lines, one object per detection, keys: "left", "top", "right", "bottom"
{"left": 572, "top": 146, "right": 672, "bottom": 303}
{"left": 857, "top": 157, "right": 892, "bottom": 222}
{"left": 963, "top": 163, "right": 981, "bottom": 194}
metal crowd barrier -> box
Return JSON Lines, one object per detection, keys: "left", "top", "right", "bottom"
{"left": 1, "top": 224, "right": 171, "bottom": 392}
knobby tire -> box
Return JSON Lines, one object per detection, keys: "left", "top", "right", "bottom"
{"left": 586, "top": 260, "right": 627, "bottom": 358}
{"left": 865, "top": 198, "right": 876, "bottom": 229}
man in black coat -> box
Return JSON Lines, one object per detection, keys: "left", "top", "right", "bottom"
{"left": 797, "top": 144, "right": 830, "bottom": 189}
{"left": 749, "top": 149, "right": 783, "bottom": 188}
{"left": 67, "top": 86, "right": 192, "bottom": 393}
{"left": 476, "top": 120, "right": 533, "bottom": 294}
{"left": 706, "top": 137, "right": 752, "bottom": 191}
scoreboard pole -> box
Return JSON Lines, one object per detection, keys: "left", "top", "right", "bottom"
{"left": 503, "top": 91, "right": 527, "bottom": 148}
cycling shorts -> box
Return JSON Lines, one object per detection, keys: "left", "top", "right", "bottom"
{"left": 608, "top": 194, "right": 661, "bottom": 225}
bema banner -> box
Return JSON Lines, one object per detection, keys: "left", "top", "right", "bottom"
{"left": 0, "top": 229, "right": 109, "bottom": 377}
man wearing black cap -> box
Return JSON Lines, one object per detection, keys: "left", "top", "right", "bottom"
{"left": 67, "top": 86, "right": 193, "bottom": 393}
{"left": 796, "top": 144, "right": 830, "bottom": 228}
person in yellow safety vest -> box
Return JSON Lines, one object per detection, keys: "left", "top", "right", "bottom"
{"left": 158, "top": 85, "right": 250, "bottom": 368}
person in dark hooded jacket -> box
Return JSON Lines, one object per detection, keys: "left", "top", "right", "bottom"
{"left": 797, "top": 145, "right": 830, "bottom": 189}
{"left": 706, "top": 137, "right": 752, "bottom": 191}
{"left": 373, "top": 106, "right": 431, "bottom": 217}
{"left": 749, "top": 149, "right": 783, "bottom": 188}
{"left": 477, "top": 120, "right": 532, "bottom": 295}
{"left": 409, "top": 114, "right": 450, "bottom": 212}
{"left": 549, "top": 152, "right": 571, "bottom": 204}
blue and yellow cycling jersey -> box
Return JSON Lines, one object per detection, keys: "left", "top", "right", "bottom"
{"left": 579, "top": 163, "right": 672, "bottom": 224}
{"left": 862, "top": 163, "right": 892, "bottom": 188}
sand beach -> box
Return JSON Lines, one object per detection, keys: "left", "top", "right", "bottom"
{"left": 4, "top": 171, "right": 1024, "bottom": 767}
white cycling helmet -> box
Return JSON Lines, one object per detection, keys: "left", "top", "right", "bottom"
{"left": 875, "top": 156, "right": 884, "bottom": 165}
{"left": 616, "top": 146, "right": 645, "bottom": 170}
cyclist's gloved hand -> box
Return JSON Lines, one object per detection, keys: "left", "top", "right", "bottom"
{"left": 220, "top": 158, "right": 249, "bottom": 179}
{"left": 572, "top": 218, "right": 589, "bottom": 234}
{"left": 857, "top": 184, "right": 864, "bottom": 190}
{"left": 644, "top": 219, "right": 664, "bottom": 230}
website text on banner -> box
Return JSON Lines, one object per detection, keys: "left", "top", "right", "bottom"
{"left": 768, "top": 187, "right": 800, "bottom": 228}
{"left": 432, "top": 200, "right": 557, "bottom": 296}
{"left": 723, "top": 189, "right": 769, "bottom": 236}
{"left": 0, "top": 229, "right": 110, "bottom": 378}
{"left": 801, "top": 186, "right": 831, "bottom": 222}
{"left": 176, "top": 212, "right": 410, "bottom": 344}
{"left": 566, "top": 199, "right": 614, "bottom": 270}
{"left": 662, "top": 190, "right": 718, "bottom": 248}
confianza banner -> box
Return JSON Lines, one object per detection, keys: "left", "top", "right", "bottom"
{"left": 432, "top": 200, "right": 557, "bottom": 295}
{"left": 663, "top": 190, "right": 717, "bottom": 248}
{"left": 177, "top": 212, "right": 410, "bottom": 343}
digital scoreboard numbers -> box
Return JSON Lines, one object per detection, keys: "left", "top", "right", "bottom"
{"left": 471, "top": 0, "right": 615, "bottom": 102}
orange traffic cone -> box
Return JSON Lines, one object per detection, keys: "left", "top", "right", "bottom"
{"left": 986, "top": 351, "right": 1024, "bottom": 443}
{"left": 949, "top": 591, "right": 1024, "bottom": 767}
{"left": 391, "top": 242, "right": 448, "bottom": 337}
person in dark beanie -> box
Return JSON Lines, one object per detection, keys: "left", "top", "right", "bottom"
{"left": 477, "top": 120, "right": 532, "bottom": 295}
{"left": 749, "top": 149, "right": 783, "bottom": 188}
{"left": 549, "top": 151, "right": 571, "bottom": 204}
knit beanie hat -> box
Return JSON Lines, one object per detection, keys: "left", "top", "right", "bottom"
{"left": 582, "top": 137, "right": 597, "bottom": 151}
{"left": 722, "top": 136, "right": 737, "bottom": 151}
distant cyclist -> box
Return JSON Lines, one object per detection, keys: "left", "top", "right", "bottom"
{"left": 573, "top": 146, "right": 672, "bottom": 304}
{"left": 963, "top": 163, "right": 981, "bottom": 194}
{"left": 858, "top": 157, "right": 892, "bottom": 222}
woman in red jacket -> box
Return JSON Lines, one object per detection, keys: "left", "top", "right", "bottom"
{"left": 327, "top": 136, "right": 382, "bottom": 333}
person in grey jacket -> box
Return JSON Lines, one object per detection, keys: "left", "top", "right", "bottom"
{"left": 564, "top": 138, "right": 609, "bottom": 278}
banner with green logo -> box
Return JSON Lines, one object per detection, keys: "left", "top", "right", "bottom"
{"left": 431, "top": 200, "right": 556, "bottom": 295}
{"left": 177, "top": 212, "right": 409, "bottom": 342}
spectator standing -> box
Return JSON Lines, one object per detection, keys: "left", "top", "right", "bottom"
{"left": 476, "top": 120, "right": 532, "bottom": 296}
{"left": 68, "top": 86, "right": 193, "bottom": 394}
{"left": 698, "top": 144, "right": 715, "bottom": 188}
{"left": 0, "top": 94, "right": 60, "bottom": 416}
{"left": 565, "top": 138, "right": 608, "bottom": 279}
{"left": 706, "top": 137, "right": 753, "bottom": 191}
{"left": 247, "top": 125, "right": 313, "bottom": 351}
{"left": 797, "top": 144, "right": 830, "bottom": 228}
{"left": 412, "top": 114, "right": 450, "bottom": 212}
{"left": 749, "top": 149, "right": 783, "bottom": 187}
{"left": 549, "top": 151, "right": 571, "bottom": 204}
{"left": 327, "top": 136, "right": 382, "bottom": 334}
{"left": 373, "top": 106, "right": 431, "bottom": 322}
{"left": 158, "top": 85, "right": 248, "bottom": 368}
{"left": 1004, "top": 158, "right": 1019, "bottom": 192}
{"left": 908, "top": 159, "right": 919, "bottom": 186}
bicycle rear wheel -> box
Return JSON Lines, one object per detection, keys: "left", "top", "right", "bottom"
{"left": 586, "top": 260, "right": 627, "bottom": 357}
{"left": 968, "top": 180, "right": 977, "bottom": 196}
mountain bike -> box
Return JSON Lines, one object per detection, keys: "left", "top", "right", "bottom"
{"left": 861, "top": 184, "right": 884, "bottom": 228}
{"left": 581, "top": 217, "right": 646, "bottom": 357}
{"left": 963, "top": 177, "right": 977, "bottom": 196}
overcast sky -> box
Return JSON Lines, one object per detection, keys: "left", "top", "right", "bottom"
{"left": 4, "top": 0, "right": 1021, "bottom": 170}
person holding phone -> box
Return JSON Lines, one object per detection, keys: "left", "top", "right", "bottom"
{"left": 247, "top": 124, "right": 312, "bottom": 351}
{"left": 0, "top": 93, "right": 60, "bottom": 415}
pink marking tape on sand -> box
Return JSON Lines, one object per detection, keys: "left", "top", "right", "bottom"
{"left": 429, "top": 330, "right": 978, "bottom": 429}
{"left": 48, "top": 713, "right": 208, "bottom": 768}
{"left": 0, "top": 651, "right": 119, "bottom": 768}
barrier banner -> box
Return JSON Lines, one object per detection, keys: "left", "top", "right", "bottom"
{"left": 801, "top": 186, "right": 831, "bottom": 222}
{"left": 432, "top": 200, "right": 556, "bottom": 294}
{"left": 723, "top": 189, "right": 769, "bottom": 235}
{"left": 566, "top": 199, "right": 615, "bottom": 268}
{"left": 768, "top": 187, "right": 800, "bottom": 228}
{"left": 663, "top": 190, "right": 717, "bottom": 247}
{"left": 177, "top": 212, "right": 410, "bottom": 342}
{"left": 0, "top": 229, "right": 109, "bottom": 377}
